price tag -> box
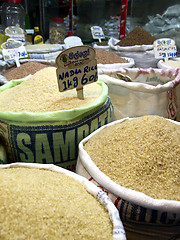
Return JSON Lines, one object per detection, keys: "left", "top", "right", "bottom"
{"left": 154, "top": 38, "right": 177, "bottom": 61}
{"left": 91, "top": 26, "right": 105, "bottom": 42}
{"left": 56, "top": 45, "right": 98, "bottom": 99}
{"left": 1, "top": 38, "right": 28, "bottom": 67}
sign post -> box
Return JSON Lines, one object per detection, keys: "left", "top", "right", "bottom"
{"left": 56, "top": 45, "right": 98, "bottom": 100}
{"left": 91, "top": 26, "right": 105, "bottom": 43}
{"left": 1, "top": 38, "right": 28, "bottom": 67}
{"left": 154, "top": 38, "right": 177, "bottom": 62}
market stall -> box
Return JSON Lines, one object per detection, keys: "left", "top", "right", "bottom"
{"left": 0, "top": 1, "right": 179, "bottom": 239}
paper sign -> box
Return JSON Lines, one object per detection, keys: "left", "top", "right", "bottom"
{"left": 154, "top": 38, "right": 177, "bottom": 61}
{"left": 91, "top": 26, "right": 105, "bottom": 42}
{"left": 1, "top": 38, "right": 28, "bottom": 66}
{"left": 56, "top": 45, "right": 98, "bottom": 99}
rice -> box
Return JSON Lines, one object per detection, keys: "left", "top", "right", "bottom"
{"left": 0, "top": 67, "right": 102, "bottom": 112}
{"left": 0, "top": 167, "right": 113, "bottom": 240}
{"left": 84, "top": 115, "right": 180, "bottom": 201}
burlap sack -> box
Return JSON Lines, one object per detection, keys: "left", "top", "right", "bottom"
{"left": 0, "top": 79, "right": 113, "bottom": 171}
{"left": 76, "top": 117, "right": 180, "bottom": 240}
{"left": 98, "top": 67, "right": 180, "bottom": 121}
{"left": 0, "top": 162, "right": 127, "bottom": 240}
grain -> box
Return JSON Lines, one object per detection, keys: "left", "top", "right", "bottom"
{"left": 162, "top": 60, "right": 180, "bottom": 68}
{"left": 1, "top": 62, "right": 50, "bottom": 81}
{"left": 95, "top": 49, "right": 128, "bottom": 64}
{"left": 116, "top": 27, "right": 156, "bottom": 46}
{"left": 0, "top": 167, "right": 113, "bottom": 240}
{"left": 84, "top": 115, "right": 180, "bottom": 201}
{"left": 95, "top": 41, "right": 109, "bottom": 46}
{"left": 0, "top": 67, "right": 102, "bottom": 112}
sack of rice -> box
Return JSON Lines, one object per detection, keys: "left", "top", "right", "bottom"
{"left": 0, "top": 67, "right": 113, "bottom": 170}
{"left": 76, "top": 115, "right": 180, "bottom": 240}
{"left": 95, "top": 49, "right": 134, "bottom": 73}
{"left": 25, "top": 43, "right": 65, "bottom": 61}
{"left": 0, "top": 59, "right": 55, "bottom": 82}
{"left": 0, "top": 162, "right": 126, "bottom": 240}
{"left": 108, "top": 27, "right": 158, "bottom": 68}
{"left": 98, "top": 67, "right": 180, "bottom": 121}
{"left": 157, "top": 58, "right": 180, "bottom": 122}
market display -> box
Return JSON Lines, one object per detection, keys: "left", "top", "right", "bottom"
{"left": 83, "top": 115, "right": 180, "bottom": 201}
{"left": 0, "top": 166, "right": 114, "bottom": 239}
{"left": 0, "top": 1, "right": 180, "bottom": 239}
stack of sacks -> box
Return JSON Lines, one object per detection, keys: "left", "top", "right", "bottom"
{"left": 143, "top": 4, "right": 180, "bottom": 52}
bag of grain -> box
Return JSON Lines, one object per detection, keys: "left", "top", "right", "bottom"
{"left": 0, "top": 59, "right": 55, "bottom": 82}
{"left": 0, "top": 162, "right": 126, "bottom": 240}
{"left": 0, "top": 67, "right": 113, "bottom": 170}
{"left": 25, "top": 43, "right": 65, "bottom": 61}
{"left": 98, "top": 67, "right": 180, "bottom": 121}
{"left": 76, "top": 115, "right": 180, "bottom": 240}
{"left": 95, "top": 49, "right": 134, "bottom": 72}
{"left": 108, "top": 27, "right": 158, "bottom": 68}
{"left": 157, "top": 58, "right": 180, "bottom": 122}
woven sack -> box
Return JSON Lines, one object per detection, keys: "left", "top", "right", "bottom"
{"left": 98, "top": 67, "right": 180, "bottom": 121}
{"left": 76, "top": 117, "right": 180, "bottom": 240}
{"left": 0, "top": 79, "right": 113, "bottom": 171}
{"left": 157, "top": 58, "right": 180, "bottom": 122}
{"left": 0, "top": 162, "right": 127, "bottom": 240}
{"left": 108, "top": 37, "right": 158, "bottom": 68}
{"left": 97, "top": 57, "right": 135, "bottom": 73}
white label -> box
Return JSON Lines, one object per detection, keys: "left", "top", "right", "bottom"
{"left": 154, "top": 38, "right": 177, "bottom": 60}
{"left": 2, "top": 39, "right": 27, "bottom": 61}
{"left": 91, "top": 26, "right": 105, "bottom": 40}
{"left": 56, "top": 46, "right": 98, "bottom": 92}
{"left": 5, "top": 26, "right": 26, "bottom": 43}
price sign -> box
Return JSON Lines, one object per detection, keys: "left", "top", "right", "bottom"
{"left": 154, "top": 38, "right": 177, "bottom": 61}
{"left": 91, "top": 26, "right": 105, "bottom": 42}
{"left": 1, "top": 38, "right": 28, "bottom": 67}
{"left": 56, "top": 45, "right": 98, "bottom": 99}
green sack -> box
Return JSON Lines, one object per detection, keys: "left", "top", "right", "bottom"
{"left": 0, "top": 79, "right": 113, "bottom": 171}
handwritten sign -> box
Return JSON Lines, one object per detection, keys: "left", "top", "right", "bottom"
{"left": 91, "top": 26, "right": 105, "bottom": 42}
{"left": 154, "top": 38, "right": 177, "bottom": 61}
{"left": 56, "top": 45, "right": 98, "bottom": 99}
{"left": 1, "top": 38, "right": 27, "bottom": 67}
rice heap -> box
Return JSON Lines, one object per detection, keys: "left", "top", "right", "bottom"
{"left": 0, "top": 167, "right": 113, "bottom": 239}
{"left": 1, "top": 62, "right": 49, "bottom": 81}
{"left": 84, "top": 115, "right": 180, "bottom": 201}
{"left": 95, "top": 49, "right": 128, "bottom": 64}
{"left": 0, "top": 67, "right": 102, "bottom": 112}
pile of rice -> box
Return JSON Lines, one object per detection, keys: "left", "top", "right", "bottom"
{"left": 84, "top": 115, "right": 180, "bottom": 201}
{"left": 0, "top": 167, "right": 113, "bottom": 239}
{"left": 0, "top": 67, "right": 102, "bottom": 112}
